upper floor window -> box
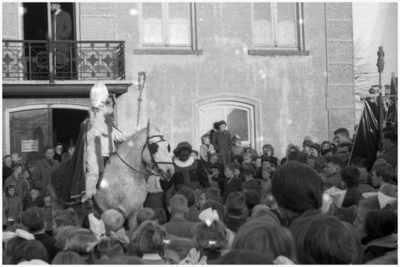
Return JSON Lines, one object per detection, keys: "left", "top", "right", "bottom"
{"left": 140, "top": 2, "right": 194, "bottom": 48}
{"left": 251, "top": 2, "right": 306, "bottom": 52}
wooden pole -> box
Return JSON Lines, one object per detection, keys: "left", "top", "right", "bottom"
{"left": 377, "top": 46, "right": 385, "bottom": 152}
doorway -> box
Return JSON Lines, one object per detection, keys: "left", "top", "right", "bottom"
{"left": 52, "top": 109, "right": 88, "bottom": 154}
{"left": 8, "top": 107, "right": 88, "bottom": 165}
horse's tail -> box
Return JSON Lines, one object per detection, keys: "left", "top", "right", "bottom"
{"left": 101, "top": 207, "right": 128, "bottom": 232}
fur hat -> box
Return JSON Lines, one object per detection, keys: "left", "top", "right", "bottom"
{"left": 219, "top": 120, "right": 227, "bottom": 126}
{"left": 173, "top": 142, "right": 192, "bottom": 156}
{"left": 207, "top": 149, "right": 219, "bottom": 157}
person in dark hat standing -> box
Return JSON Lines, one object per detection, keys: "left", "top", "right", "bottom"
{"left": 159, "top": 142, "right": 210, "bottom": 192}
{"left": 51, "top": 2, "right": 72, "bottom": 79}
{"left": 211, "top": 120, "right": 232, "bottom": 168}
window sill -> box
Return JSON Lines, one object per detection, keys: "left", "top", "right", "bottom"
{"left": 248, "top": 49, "right": 310, "bottom": 56}
{"left": 134, "top": 49, "right": 203, "bottom": 56}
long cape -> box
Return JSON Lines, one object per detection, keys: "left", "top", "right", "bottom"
{"left": 51, "top": 119, "right": 89, "bottom": 204}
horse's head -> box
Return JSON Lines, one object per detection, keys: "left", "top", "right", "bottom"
{"left": 142, "top": 121, "right": 174, "bottom": 180}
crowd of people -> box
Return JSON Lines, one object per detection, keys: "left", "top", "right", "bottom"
{"left": 2, "top": 121, "right": 398, "bottom": 265}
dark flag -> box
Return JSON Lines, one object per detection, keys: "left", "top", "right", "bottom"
{"left": 349, "top": 100, "right": 380, "bottom": 171}
{"left": 350, "top": 97, "right": 397, "bottom": 171}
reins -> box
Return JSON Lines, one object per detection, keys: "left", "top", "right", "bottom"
{"left": 115, "top": 133, "right": 173, "bottom": 179}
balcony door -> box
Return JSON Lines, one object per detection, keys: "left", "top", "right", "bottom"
{"left": 22, "top": 2, "right": 76, "bottom": 80}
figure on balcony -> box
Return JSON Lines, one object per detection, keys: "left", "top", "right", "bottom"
{"left": 81, "top": 82, "right": 129, "bottom": 209}
{"left": 51, "top": 2, "right": 72, "bottom": 79}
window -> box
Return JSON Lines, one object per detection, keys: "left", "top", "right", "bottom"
{"left": 137, "top": 2, "right": 200, "bottom": 54}
{"left": 249, "top": 2, "right": 308, "bottom": 55}
{"left": 200, "top": 104, "right": 254, "bottom": 147}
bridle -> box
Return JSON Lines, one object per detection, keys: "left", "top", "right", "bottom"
{"left": 115, "top": 134, "right": 174, "bottom": 180}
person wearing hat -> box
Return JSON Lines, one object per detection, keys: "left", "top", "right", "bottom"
{"left": 80, "top": 82, "right": 129, "bottom": 209}
{"left": 159, "top": 142, "right": 210, "bottom": 193}
{"left": 208, "top": 164, "right": 225, "bottom": 195}
{"left": 211, "top": 120, "right": 232, "bottom": 168}
{"left": 51, "top": 2, "right": 72, "bottom": 79}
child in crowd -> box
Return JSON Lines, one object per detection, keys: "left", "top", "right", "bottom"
{"left": 231, "top": 135, "right": 244, "bottom": 158}
{"left": 262, "top": 158, "right": 270, "bottom": 169}
{"left": 241, "top": 152, "right": 256, "bottom": 180}
{"left": 225, "top": 191, "right": 247, "bottom": 233}
{"left": 371, "top": 162, "right": 395, "bottom": 190}
{"left": 163, "top": 238, "right": 198, "bottom": 264}
{"left": 190, "top": 150, "right": 199, "bottom": 160}
{"left": 21, "top": 170, "right": 33, "bottom": 192}
{"left": 199, "top": 134, "right": 215, "bottom": 162}
{"left": 4, "top": 163, "right": 29, "bottom": 201}
{"left": 252, "top": 156, "right": 263, "bottom": 179}
{"left": 11, "top": 153, "right": 23, "bottom": 164}
{"left": 208, "top": 165, "right": 225, "bottom": 195}
{"left": 64, "top": 229, "right": 97, "bottom": 263}
{"left": 42, "top": 196, "right": 52, "bottom": 236}
{"left": 232, "top": 155, "right": 243, "bottom": 169}
{"left": 6, "top": 184, "right": 23, "bottom": 227}
{"left": 260, "top": 167, "right": 273, "bottom": 199}
{"left": 54, "top": 225, "right": 78, "bottom": 251}
{"left": 194, "top": 208, "right": 229, "bottom": 263}
{"left": 233, "top": 164, "right": 241, "bottom": 179}
{"left": 24, "top": 189, "right": 43, "bottom": 210}
{"left": 136, "top": 207, "right": 156, "bottom": 227}
{"left": 164, "top": 194, "right": 196, "bottom": 239}
{"left": 231, "top": 219, "right": 297, "bottom": 262}
{"left": 223, "top": 164, "right": 242, "bottom": 203}
{"left": 131, "top": 220, "right": 167, "bottom": 264}
{"left": 244, "top": 170, "right": 254, "bottom": 181}
{"left": 270, "top": 162, "right": 277, "bottom": 173}
{"left": 243, "top": 190, "right": 260, "bottom": 217}
{"left": 177, "top": 186, "right": 201, "bottom": 223}
{"left": 198, "top": 188, "right": 222, "bottom": 209}
{"left": 242, "top": 179, "right": 262, "bottom": 197}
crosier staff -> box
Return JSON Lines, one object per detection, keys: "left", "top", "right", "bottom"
{"left": 135, "top": 72, "right": 146, "bottom": 132}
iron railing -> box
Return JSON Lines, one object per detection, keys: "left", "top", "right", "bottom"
{"left": 2, "top": 40, "right": 125, "bottom": 82}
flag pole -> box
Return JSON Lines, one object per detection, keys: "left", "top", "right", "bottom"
{"left": 376, "top": 46, "right": 385, "bottom": 152}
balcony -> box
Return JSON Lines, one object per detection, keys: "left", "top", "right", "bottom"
{"left": 2, "top": 40, "right": 125, "bottom": 82}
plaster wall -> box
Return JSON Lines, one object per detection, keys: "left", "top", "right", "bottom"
{"left": 3, "top": 2, "right": 356, "bottom": 160}
{"left": 113, "top": 2, "right": 332, "bottom": 159}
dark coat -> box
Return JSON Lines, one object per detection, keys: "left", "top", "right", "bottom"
{"left": 6, "top": 195, "right": 23, "bottom": 222}
{"left": 2, "top": 166, "right": 12, "bottom": 185}
{"left": 34, "top": 233, "right": 58, "bottom": 262}
{"left": 223, "top": 177, "right": 242, "bottom": 203}
{"left": 211, "top": 130, "right": 232, "bottom": 168}
{"left": 53, "top": 153, "right": 61, "bottom": 163}
{"left": 163, "top": 217, "right": 196, "bottom": 239}
{"left": 325, "top": 172, "right": 345, "bottom": 190}
{"left": 378, "top": 146, "right": 398, "bottom": 170}
{"left": 357, "top": 183, "right": 376, "bottom": 194}
{"left": 362, "top": 234, "right": 397, "bottom": 263}
{"left": 342, "top": 188, "right": 363, "bottom": 208}
{"left": 24, "top": 197, "right": 44, "bottom": 211}
{"left": 52, "top": 10, "right": 72, "bottom": 65}
{"left": 225, "top": 217, "right": 245, "bottom": 233}
{"left": 184, "top": 206, "right": 201, "bottom": 223}
{"left": 160, "top": 159, "right": 210, "bottom": 191}
{"left": 32, "top": 159, "right": 59, "bottom": 199}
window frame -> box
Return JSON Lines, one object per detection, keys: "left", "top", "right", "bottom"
{"left": 199, "top": 102, "right": 255, "bottom": 147}
{"left": 135, "top": 2, "right": 202, "bottom": 55}
{"left": 248, "top": 2, "right": 309, "bottom": 56}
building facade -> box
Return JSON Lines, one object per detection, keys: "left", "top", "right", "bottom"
{"left": 3, "top": 2, "right": 355, "bottom": 162}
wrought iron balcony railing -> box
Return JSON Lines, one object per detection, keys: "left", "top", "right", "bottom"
{"left": 3, "top": 40, "right": 125, "bottom": 82}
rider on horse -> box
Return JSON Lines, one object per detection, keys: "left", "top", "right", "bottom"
{"left": 81, "top": 82, "right": 128, "bottom": 209}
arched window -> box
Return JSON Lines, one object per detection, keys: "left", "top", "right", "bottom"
{"left": 199, "top": 102, "right": 255, "bottom": 147}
